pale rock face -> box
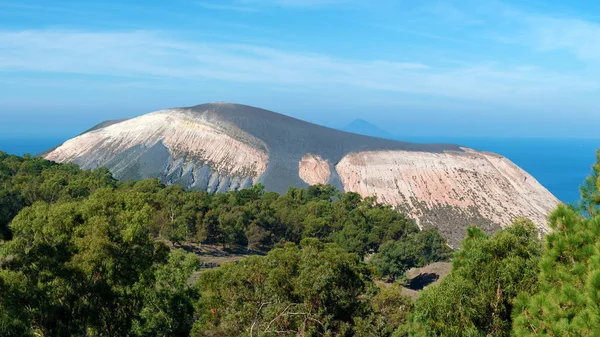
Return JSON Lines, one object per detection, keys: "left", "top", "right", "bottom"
{"left": 45, "top": 109, "right": 269, "bottom": 190}
{"left": 335, "top": 148, "right": 559, "bottom": 245}
{"left": 298, "top": 154, "right": 331, "bottom": 185}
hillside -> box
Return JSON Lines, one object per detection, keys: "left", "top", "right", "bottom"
{"left": 44, "top": 102, "right": 559, "bottom": 245}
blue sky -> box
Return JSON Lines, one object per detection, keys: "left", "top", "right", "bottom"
{"left": 1, "top": 0, "right": 600, "bottom": 139}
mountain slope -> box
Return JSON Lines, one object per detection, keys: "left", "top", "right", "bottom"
{"left": 342, "top": 119, "right": 396, "bottom": 139}
{"left": 45, "top": 103, "right": 559, "bottom": 245}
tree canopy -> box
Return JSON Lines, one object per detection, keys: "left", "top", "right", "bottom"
{"left": 0, "top": 152, "right": 450, "bottom": 336}
{"left": 404, "top": 219, "right": 542, "bottom": 337}
{"left": 511, "top": 151, "right": 600, "bottom": 336}
{"left": 6, "top": 148, "right": 600, "bottom": 336}
{"left": 194, "top": 239, "right": 374, "bottom": 336}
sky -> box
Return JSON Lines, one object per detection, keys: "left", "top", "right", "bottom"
{"left": 1, "top": 0, "right": 600, "bottom": 139}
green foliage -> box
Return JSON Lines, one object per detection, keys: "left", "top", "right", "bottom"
{"left": 0, "top": 151, "right": 117, "bottom": 240}
{"left": 371, "top": 229, "right": 452, "bottom": 281}
{"left": 0, "top": 153, "right": 445, "bottom": 257}
{"left": 6, "top": 148, "right": 600, "bottom": 336}
{"left": 0, "top": 153, "right": 452, "bottom": 336}
{"left": 405, "top": 219, "right": 542, "bottom": 337}
{"left": 132, "top": 249, "right": 201, "bottom": 337}
{"left": 193, "top": 239, "right": 376, "bottom": 337}
{"left": 354, "top": 283, "right": 414, "bottom": 337}
{"left": 579, "top": 150, "right": 600, "bottom": 217}
{"left": 512, "top": 150, "right": 600, "bottom": 336}
{"left": 0, "top": 269, "right": 32, "bottom": 336}
{"left": 0, "top": 189, "right": 200, "bottom": 336}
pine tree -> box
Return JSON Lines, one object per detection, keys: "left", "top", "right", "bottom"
{"left": 512, "top": 150, "right": 600, "bottom": 336}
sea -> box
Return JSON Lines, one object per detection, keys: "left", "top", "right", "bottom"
{"left": 0, "top": 137, "right": 598, "bottom": 205}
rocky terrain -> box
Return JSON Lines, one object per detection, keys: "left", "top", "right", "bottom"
{"left": 47, "top": 108, "right": 268, "bottom": 193}
{"left": 45, "top": 102, "right": 559, "bottom": 245}
{"left": 336, "top": 149, "right": 556, "bottom": 243}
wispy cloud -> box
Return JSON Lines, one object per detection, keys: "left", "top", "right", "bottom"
{"left": 414, "top": 0, "right": 600, "bottom": 62}
{"left": 0, "top": 29, "right": 597, "bottom": 108}
{"left": 525, "top": 16, "right": 600, "bottom": 60}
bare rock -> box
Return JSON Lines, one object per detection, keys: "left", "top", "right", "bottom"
{"left": 335, "top": 148, "right": 558, "bottom": 246}
{"left": 298, "top": 154, "right": 331, "bottom": 185}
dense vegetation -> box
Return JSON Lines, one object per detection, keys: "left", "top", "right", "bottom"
{"left": 404, "top": 219, "right": 542, "bottom": 337}
{"left": 2, "top": 149, "right": 600, "bottom": 336}
{"left": 0, "top": 152, "right": 446, "bottom": 259}
{"left": 511, "top": 151, "right": 600, "bottom": 336}
{"left": 0, "top": 152, "right": 447, "bottom": 336}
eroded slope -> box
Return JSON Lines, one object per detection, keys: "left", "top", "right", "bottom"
{"left": 335, "top": 148, "right": 558, "bottom": 246}
{"left": 46, "top": 109, "right": 268, "bottom": 192}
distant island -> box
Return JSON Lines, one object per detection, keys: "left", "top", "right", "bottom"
{"left": 342, "top": 118, "right": 396, "bottom": 139}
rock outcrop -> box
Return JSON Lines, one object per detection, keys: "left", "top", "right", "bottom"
{"left": 299, "top": 154, "right": 331, "bottom": 186}
{"left": 46, "top": 108, "right": 268, "bottom": 192}
{"left": 45, "top": 103, "right": 559, "bottom": 245}
{"left": 335, "top": 149, "right": 556, "bottom": 245}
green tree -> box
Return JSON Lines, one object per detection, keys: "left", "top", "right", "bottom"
{"left": 0, "top": 269, "right": 32, "bottom": 336}
{"left": 193, "top": 239, "right": 375, "bottom": 337}
{"left": 0, "top": 153, "right": 117, "bottom": 240}
{"left": 405, "top": 219, "right": 542, "bottom": 337}
{"left": 0, "top": 189, "right": 22, "bottom": 240}
{"left": 131, "top": 249, "right": 200, "bottom": 337}
{"left": 0, "top": 153, "right": 464, "bottom": 337}
{"left": 353, "top": 283, "right": 414, "bottom": 337}
{"left": 512, "top": 151, "right": 600, "bottom": 336}
{"left": 371, "top": 229, "right": 451, "bottom": 281}
{"left": 0, "top": 188, "right": 197, "bottom": 336}
{"left": 371, "top": 239, "right": 422, "bottom": 282}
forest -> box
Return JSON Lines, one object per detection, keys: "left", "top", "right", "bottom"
{"left": 1, "top": 150, "right": 600, "bottom": 336}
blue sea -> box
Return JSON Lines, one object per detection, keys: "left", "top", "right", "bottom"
{"left": 0, "top": 137, "right": 598, "bottom": 204}
{"left": 0, "top": 138, "right": 65, "bottom": 157}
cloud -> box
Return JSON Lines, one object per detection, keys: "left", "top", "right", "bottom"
{"left": 525, "top": 16, "right": 600, "bottom": 60}
{"left": 0, "top": 29, "right": 597, "bottom": 108}
{"left": 416, "top": 0, "right": 600, "bottom": 62}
